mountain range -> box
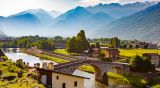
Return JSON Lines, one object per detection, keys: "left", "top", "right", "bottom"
{"left": 51, "top": 2, "right": 156, "bottom": 36}
{"left": 0, "top": 1, "right": 159, "bottom": 41}
{"left": 96, "top": 2, "right": 160, "bottom": 41}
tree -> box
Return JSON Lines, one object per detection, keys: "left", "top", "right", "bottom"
{"left": 66, "top": 37, "right": 77, "bottom": 54}
{"left": 76, "top": 30, "right": 89, "bottom": 53}
{"left": 16, "top": 59, "right": 25, "bottom": 69}
{"left": 66, "top": 30, "right": 89, "bottom": 54}
{"left": 135, "top": 45, "right": 139, "bottom": 49}
{"left": 95, "top": 42, "right": 100, "bottom": 49}
{"left": 54, "top": 36, "right": 63, "bottom": 40}
{"left": 111, "top": 37, "right": 120, "bottom": 48}
{"left": 36, "top": 39, "right": 55, "bottom": 50}
{"left": 122, "top": 44, "right": 127, "bottom": 49}
{"left": 129, "top": 45, "right": 133, "bottom": 49}
{"left": 130, "top": 55, "right": 155, "bottom": 73}
{"left": 144, "top": 44, "right": 148, "bottom": 49}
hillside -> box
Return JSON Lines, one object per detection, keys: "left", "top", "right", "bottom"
{"left": 0, "top": 59, "right": 44, "bottom": 88}
{"left": 96, "top": 2, "right": 160, "bottom": 41}
{"left": 86, "top": 2, "right": 156, "bottom": 19}
{"left": 50, "top": 2, "right": 156, "bottom": 36}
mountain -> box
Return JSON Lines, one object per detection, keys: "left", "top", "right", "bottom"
{"left": 96, "top": 2, "right": 160, "bottom": 41}
{"left": 12, "top": 9, "right": 54, "bottom": 24}
{"left": 49, "top": 2, "right": 156, "bottom": 36}
{"left": 55, "top": 7, "right": 92, "bottom": 24}
{"left": 51, "top": 7, "right": 93, "bottom": 36}
{"left": 0, "top": 9, "right": 57, "bottom": 36}
{"left": 81, "top": 12, "right": 114, "bottom": 32}
{"left": 0, "top": 12, "right": 43, "bottom": 36}
{"left": 86, "top": 2, "right": 156, "bottom": 19}
{"left": 51, "top": 10, "right": 62, "bottom": 18}
{"left": 51, "top": 6, "right": 116, "bottom": 36}
{"left": 7, "top": 13, "right": 40, "bottom": 25}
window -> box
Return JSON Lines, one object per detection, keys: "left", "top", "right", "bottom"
{"left": 74, "top": 81, "right": 77, "bottom": 87}
{"left": 56, "top": 76, "right": 59, "bottom": 80}
{"left": 62, "top": 83, "right": 66, "bottom": 88}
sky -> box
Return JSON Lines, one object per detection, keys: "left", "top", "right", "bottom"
{"left": 0, "top": 0, "right": 160, "bottom": 17}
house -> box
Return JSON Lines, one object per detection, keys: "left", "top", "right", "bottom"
{"left": 104, "top": 48, "right": 119, "bottom": 61}
{"left": 91, "top": 48, "right": 100, "bottom": 57}
{"left": 148, "top": 43, "right": 158, "bottom": 49}
{"left": 143, "top": 53, "right": 160, "bottom": 67}
{"left": 35, "top": 62, "right": 89, "bottom": 88}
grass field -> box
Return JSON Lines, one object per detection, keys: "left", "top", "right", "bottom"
{"left": 54, "top": 49, "right": 70, "bottom": 55}
{"left": 119, "top": 49, "right": 160, "bottom": 57}
{"left": 107, "top": 72, "right": 147, "bottom": 87}
{"left": 54, "top": 49, "right": 79, "bottom": 55}
{"left": 0, "top": 60, "right": 44, "bottom": 88}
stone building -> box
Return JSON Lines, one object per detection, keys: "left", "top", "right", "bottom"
{"left": 36, "top": 62, "right": 89, "bottom": 88}
{"left": 104, "top": 48, "right": 119, "bottom": 61}
{"left": 143, "top": 53, "right": 160, "bottom": 67}
{"left": 91, "top": 48, "right": 100, "bottom": 57}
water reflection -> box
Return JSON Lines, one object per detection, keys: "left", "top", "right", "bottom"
{"left": 3, "top": 48, "right": 57, "bottom": 67}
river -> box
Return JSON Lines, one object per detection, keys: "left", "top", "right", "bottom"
{"left": 3, "top": 48, "right": 134, "bottom": 88}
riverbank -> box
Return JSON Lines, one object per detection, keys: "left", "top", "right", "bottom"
{"left": 0, "top": 59, "right": 44, "bottom": 88}
{"left": 22, "top": 48, "right": 68, "bottom": 64}
{"left": 22, "top": 48, "right": 95, "bottom": 73}
{"left": 107, "top": 72, "right": 148, "bottom": 87}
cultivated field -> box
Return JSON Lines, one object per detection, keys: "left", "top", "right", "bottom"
{"left": 119, "top": 49, "right": 160, "bottom": 57}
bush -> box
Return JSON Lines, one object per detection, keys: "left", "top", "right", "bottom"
{"left": 130, "top": 55, "right": 154, "bottom": 73}
{"left": 9, "top": 66, "right": 21, "bottom": 73}
{"left": 16, "top": 59, "right": 25, "bottom": 69}
{"left": 3, "top": 76, "right": 16, "bottom": 81}
{"left": 107, "top": 72, "right": 148, "bottom": 87}
{"left": 152, "top": 84, "right": 160, "bottom": 88}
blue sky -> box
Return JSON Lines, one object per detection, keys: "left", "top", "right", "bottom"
{"left": 0, "top": 0, "right": 159, "bottom": 16}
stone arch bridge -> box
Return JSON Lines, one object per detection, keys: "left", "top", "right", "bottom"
{"left": 54, "top": 60, "right": 130, "bottom": 85}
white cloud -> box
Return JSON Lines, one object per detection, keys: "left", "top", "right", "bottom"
{"left": 0, "top": 0, "right": 79, "bottom": 16}
{"left": 79, "top": 0, "right": 120, "bottom": 6}
{"left": 79, "top": 0, "right": 160, "bottom": 6}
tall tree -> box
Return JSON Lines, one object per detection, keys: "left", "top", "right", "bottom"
{"left": 66, "top": 37, "right": 77, "bottom": 54}
{"left": 111, "top": 37, "right": 120, "bottom": 48}
{"left": 76, "top": 30, "right": 89, "bottom": 53}
{"left": 66, "top": 30, "right": 89, "bottom": 54}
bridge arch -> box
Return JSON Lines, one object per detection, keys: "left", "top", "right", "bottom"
{"left": 54, "top": 60, "right": 130, "bottom": 85}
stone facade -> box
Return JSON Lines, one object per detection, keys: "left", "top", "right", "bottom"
{"left": 36, "top": 62, "right": 88, "bottom": 88}
{"left": 52, "top": 72, "right": 85, "bottom": 88}
{"left": 104, "top": 48, "right": 119, "bottom": 61}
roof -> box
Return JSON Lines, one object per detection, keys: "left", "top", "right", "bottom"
{"left": 36, "top": 68, "right": 90, "bottom": 79}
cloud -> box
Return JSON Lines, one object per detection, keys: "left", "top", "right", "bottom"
{"left": 79, "top": 0, "right": 160, "bottom": 6}
{"left": 119, "top": 0, "right": 160, "bottom": 4}
{"left": 0, "top": 0, "right": 80, "bottom": 16}
{"left": 79, "top": 0, "right": 120, "bottom": 6}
